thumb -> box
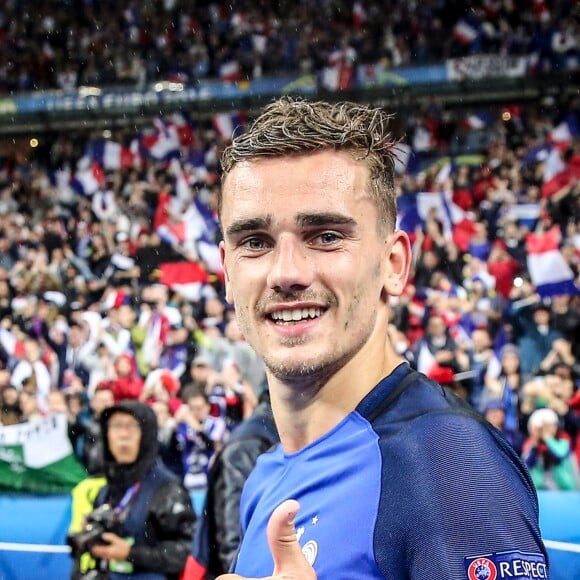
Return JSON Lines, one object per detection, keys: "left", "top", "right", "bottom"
{"left": 268, "top": 500, "right": 315, "bottom": 579}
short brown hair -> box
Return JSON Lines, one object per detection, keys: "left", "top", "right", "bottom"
{"left": 219, "top": 97, "right": 399, "bottom": 231}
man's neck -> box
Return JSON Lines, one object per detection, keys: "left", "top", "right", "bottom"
{"left": 267, "top": 341, "right": 404, "bottom": 454}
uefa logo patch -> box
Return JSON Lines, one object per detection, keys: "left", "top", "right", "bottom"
{"left": 467, "top": 557, "right": 498, "bottom": 580}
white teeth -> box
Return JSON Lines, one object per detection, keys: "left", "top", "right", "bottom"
{"left": 271, "top": 308, "right": 322, "bottom": 322}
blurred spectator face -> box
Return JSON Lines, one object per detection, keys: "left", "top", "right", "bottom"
{"left": 67, "top": 394, "right": 84, "bottom": 417}
{"left": 187, "top": 394, "right": 211, "bottom": 422}
{"left": 501, "top": 351, "right": 520, "bottom": 373}
{"left": 107, "top": 411, "right": 141, "bottom": 464}
{"left": 68, "top": 324, "right": 85, "bottom": 347}
{"left": 190, "top": 359, "right": 212, "bottom": 384}
{"left": 426, "top": 314, "right": 446, "bottom": 338}
{"left": 422, "top": 250, "right": 439, "bottom": 270}
{"left": 472, "top": 329, "right": 491, "bottom": 353}
{"left": 19, "top": 391, "right": 39, "bottom": 419}
{"left": 115, "top": 355, "right": 133, "bottom": 377}
{"left": 221, "top": 360, "right": 242, "bottom": 387}
{"left": 151, "top": 400, "right": 171, "bottom": 427}
{"left": 0, "top": 280, "right": 10, "bottom": 298}
{"left": 485, "top": 406, "right": 506, "bottom": 430}
{"left": 0, "top": 236, "right": 10, "bottom": 253}
{"left": 204, "top": 297, "right": 224, "bottom": 319}
{"left": 533, "top": 307, "right": 550, "bottom": 327}
{"left": 1, "top": 385, "right": 19, "bottom": 406}
{"left": 23, "top": 339, "right": 41, "bottom": 363}
{"left": 0, "top": 369, "right": 10, "bottom": 388}
{"left": 225, "top": 318, "right": 244, "bottom": 342}
{"left": 47, "top": 391, "right": 67, "bottom": 414}
{"left": 553, "top": 362, "right": 573, "bottom": 384}
{"left": 91, "top": 387, "right": 115, "bottom": 417}
{"left": 117, "top": 304, "right": 136, "bottom": 328}
{"left": 546, "top": 374, "right": 573, "bottom": 402}
{"left": 141, "top": 284, "right": 168, "bottom": 307}
{"left": 551, "top": 294, "right": 570, "bottom": 311}
{"left": 503, "top": 221, "right": 519, "bottom": 241}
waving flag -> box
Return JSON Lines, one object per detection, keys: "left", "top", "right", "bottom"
{"left": 213, "top": 111, "right": 246, "bottom": 142}
{"left": 158, "top": 261, "right": 211, "bottom": 301}
{"left": 87, "top": 139, "right": 138, "bottom": 170}
{"left": 141, "top": 119, "right": 181, "bottom": 161}
{"left": 70, "top": 161, "right": 104, "bottom": 196}
{"left": 0, "top": 414, "right": 86, "bottom": 493}
{"left": 526, "top": 226, "right": 579, "bottom": 297}
{"left": 397, "top": 190, "right": 476, "bottom": 251}
{"left": 453, "top": 20, "right": 479, "bottom": 44}
{"left": 541, "top": 147, "right": 580, "bottom": 198}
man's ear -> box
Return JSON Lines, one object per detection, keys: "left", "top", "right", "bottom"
{"left": 219, "top": 241, "right": 234, "bottom": 305}
{"left": 383, "top": 230, "right": 412, "bottom": 298}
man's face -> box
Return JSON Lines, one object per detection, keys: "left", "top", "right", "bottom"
{"left": 188, "top": 396, "right": 210, "bottom": 421}
{"left": 426, "top": 315, "right": 446, "bottom": 338}
{"left": 91, "top": 389, "right": 114, "bottom": 415}
{"left": 533, "top": 308, "right": 550, "bottom": 326}
{"left": 220, "top": 151, "right": 398, "bottom": 381}
{"left": 107, "top": 412, "right": 141, "bottom": 464}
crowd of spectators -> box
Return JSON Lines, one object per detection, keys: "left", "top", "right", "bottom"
{"left": 0, "top": 91, "right": 577, "bottom": 493}
{"left": 0, "top": 0, "right": 578, "bottom": 498}
{"left": 0, "top": 0, "right": 578, "bottom": 94}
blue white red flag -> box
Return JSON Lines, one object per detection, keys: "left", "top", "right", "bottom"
{"left": 87, "top": 139, "right": 138, "bottom": 170}
{"left": 141, "top": 119, "right": 182, "bottom": 161}
{"left": 526, "top": 226, "right": 579, "bottom": 297}
{"left": 213, "top": 111, "right": 246, "bottom": 142}
{"left": 397, "top": 191, "right": 475, "bottom": 247}
{"left": 453, "top": 20, "right": 479, "bottom": 44}
{"left": 70, "top": 161, "right": 104, "bottom": 196}
{"left": 541, "top": 146, "right": 580, "bottom": 198}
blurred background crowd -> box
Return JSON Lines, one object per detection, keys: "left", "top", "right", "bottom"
{"left": 0, "top": 0, "right": 578, "bottom": 93}
{"left": 0, "top": 0, "right": 578, "bottom": 498}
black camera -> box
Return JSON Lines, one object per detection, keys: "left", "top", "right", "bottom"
{"left": 67, "top": 504, "right": 124, "bottom": 555}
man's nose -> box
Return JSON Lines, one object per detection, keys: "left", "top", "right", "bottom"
{"left": 266, "top": 236, "right": 314, "bottom": 293}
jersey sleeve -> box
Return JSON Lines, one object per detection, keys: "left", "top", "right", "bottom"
{"left": 374, "top": 411, "right": 548, "bottom": 580}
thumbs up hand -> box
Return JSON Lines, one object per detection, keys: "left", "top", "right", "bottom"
{"left": 217, "top": 499, "right": 317, "bottom": 580}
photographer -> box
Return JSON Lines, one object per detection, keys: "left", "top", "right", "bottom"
{"left": 69, "top": 400, "right": 196, "bottom": 579}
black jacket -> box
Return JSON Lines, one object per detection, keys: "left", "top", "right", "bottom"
{"left": 97, "top": 401, "right": 197, "bottom": 579}
{"left": 192, "top": 397, "right": 279, "bottom": 577}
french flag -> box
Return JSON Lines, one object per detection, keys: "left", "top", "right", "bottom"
{"left": 463, "top": 111, "right": 493, "bottom": 130}
{"left": 89, "top": 139, "right": 137, "bottom": 170}
{"left": 213, "top": 111, "right": 246, "bottom": 142}
{"left": 453, "top": 19, "right": 479, "bottom": 44}
{"left": 548, "top": 115, "right": 579, "bottom": 149}
{"left": 168, "top": 112, "right": 195, "bottom": 146}
{"left": 219, "top": 60, "right": 241, "bottom": 82}
{"left": 397, "top": 190, "right": 476, "bottom": 252}
{"left": 541, "top": 146, "right": 580, "bottom": 198}
{"left": 526, "top": 226, "right": 579, "bottom": 297}
{"left": 0, "top": 327, "right": 26, "bottom": 360}
{"left": 141, "top": 119, "right": 181, "bottom": 161}
{"left": 70, "top": 161, "right": 104, "bottom": 196}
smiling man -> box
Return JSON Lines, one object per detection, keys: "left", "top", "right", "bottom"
{"left": 216, "top": 98, "right": 548, "bottom": 580}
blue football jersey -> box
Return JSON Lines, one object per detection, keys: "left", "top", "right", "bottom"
{"left": 234, "top": 363, "right": 548, "bottom": 579}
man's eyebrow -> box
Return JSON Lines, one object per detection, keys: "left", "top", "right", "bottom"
{"left": 296, "top": 212, "right": 356, "bottom": 228}
{"left": 225, "top": 216, "right": 272, "bottom": 238}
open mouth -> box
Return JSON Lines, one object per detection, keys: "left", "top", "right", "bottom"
{"left": 269, "top": 307, "right": 324, "bottom": 324}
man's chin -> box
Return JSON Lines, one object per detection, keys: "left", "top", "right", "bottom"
{"left": 265, "top": 353, "right": 339, "bottom": 384}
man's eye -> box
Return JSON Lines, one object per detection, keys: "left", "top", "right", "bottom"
{"left": 316, "top": 232, "right": 340, "bottom": 245}
{"left": 242, "top": 237, "right": 266, "bottom": 250}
